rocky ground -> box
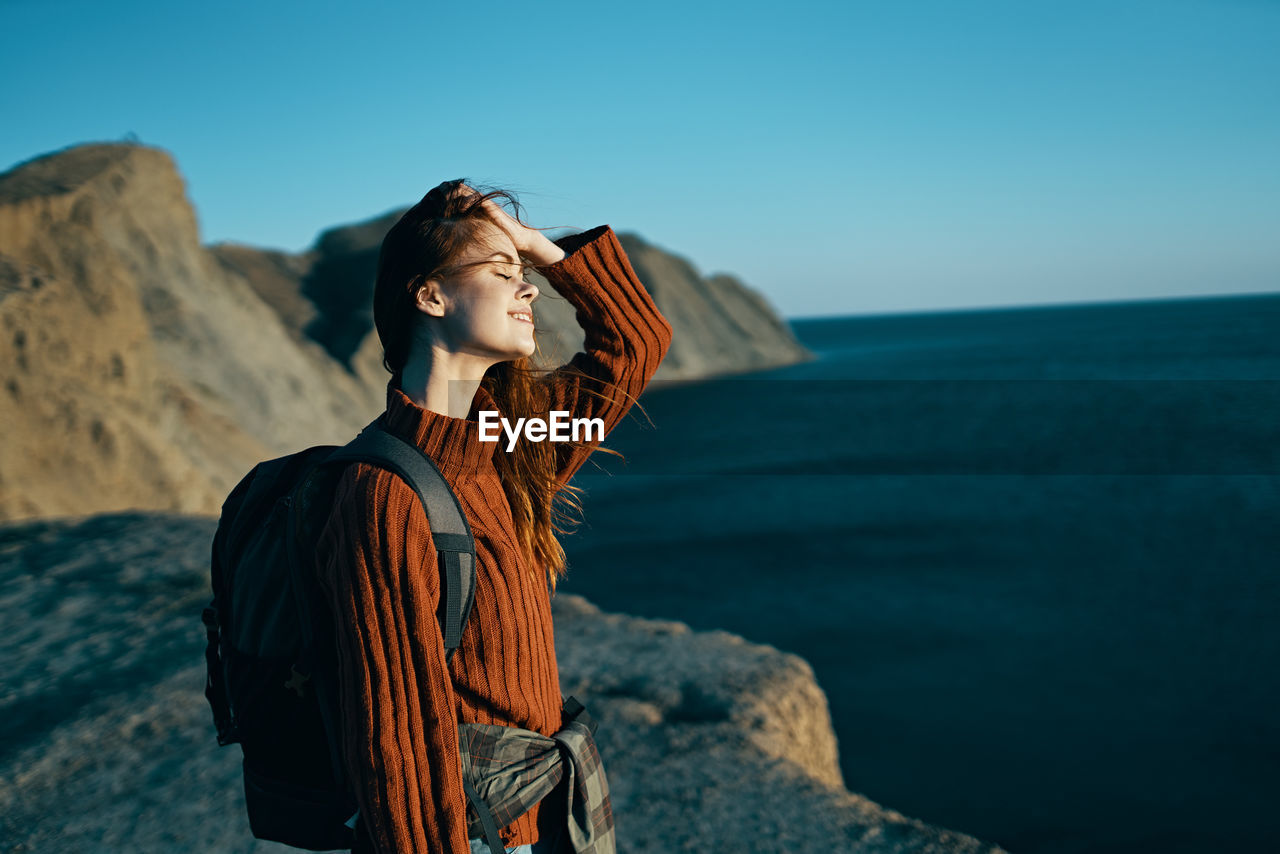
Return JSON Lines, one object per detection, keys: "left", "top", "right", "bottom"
{"left": 0, "top": 513, "right": 1004, "bottom": 853}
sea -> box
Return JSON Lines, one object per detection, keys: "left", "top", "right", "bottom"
{"left": 557, "top": 291, "right": 1280, "bottom": 854}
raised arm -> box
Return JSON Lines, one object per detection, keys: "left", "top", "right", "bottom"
{"left": 458, "top": 186, "right": 674, "bottom": 485}
{"left": 314, "top": 465, "right": 471, "bottom": 854}
{"left": 534, "top": 225, "right": 674, "bottom": 484}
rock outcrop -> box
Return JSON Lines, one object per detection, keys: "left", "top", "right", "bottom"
{"left": 0, "top": 144, "right": 384, "bottom": 521}
{"left": 0, "top": 513, "right": 1003, "bottom": 853}
{"left": 613, "top": 234, "right": 814, "bottom": 378}
{"left": 0, "top": 142, "right": 810, "bottom": 523}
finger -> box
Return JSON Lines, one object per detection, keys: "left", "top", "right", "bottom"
{"left": 479, "top": 196, "right": 521, "bottom": 229}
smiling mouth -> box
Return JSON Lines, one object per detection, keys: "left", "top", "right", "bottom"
{"left": 509, "top": 311, "right": 534, "bottom": 325}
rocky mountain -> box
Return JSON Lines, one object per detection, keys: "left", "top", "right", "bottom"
{"left": 0, "top": 513, "right": 1004, "bottom": 853}
{"left": 0, "top": 142, "right": 810, "bottom": 522}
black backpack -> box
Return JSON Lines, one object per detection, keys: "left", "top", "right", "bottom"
{"left": 202, "top": 417, "right": 481, "bottom": 851}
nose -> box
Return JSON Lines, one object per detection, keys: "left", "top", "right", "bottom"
{"left": 518, "top": 278, "right": 539, "bottom": 302}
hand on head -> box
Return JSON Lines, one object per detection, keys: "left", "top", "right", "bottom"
{"left": 438, "top": 180, "right": 565, "bottom": 267}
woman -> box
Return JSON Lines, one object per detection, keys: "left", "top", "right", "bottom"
{"left": 313, "top": 180, "right": 673, "bottom": 854}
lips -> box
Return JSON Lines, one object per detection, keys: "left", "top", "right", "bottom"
{"left": 509, "top": 310, "right": 534, "bottom": 325}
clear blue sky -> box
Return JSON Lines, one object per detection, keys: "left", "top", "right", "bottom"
{"left": 3, "top": 0, "right": 1277, "bottom": 318}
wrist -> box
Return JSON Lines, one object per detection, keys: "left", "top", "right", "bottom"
{"left": 524, "top": 232, "right": 566, "bottom": 266}
{"left": 547, "top": 225, "right": 611, "bottom": 262}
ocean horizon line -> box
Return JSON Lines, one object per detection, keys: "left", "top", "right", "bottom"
{"left": 785, "top": 287, "right": 1280, "bottom": 323}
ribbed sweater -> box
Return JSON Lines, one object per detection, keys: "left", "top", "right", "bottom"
{"left": 313, "top": 225, "right": 673, "bottom": 854}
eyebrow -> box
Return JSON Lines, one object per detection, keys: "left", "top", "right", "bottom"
{"left": 485, "top": 252, "right": 520, "bottom": 264}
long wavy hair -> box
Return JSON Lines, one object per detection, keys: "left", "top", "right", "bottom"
{"left": 373, "top": 179, "right": 632, "bottom": 590}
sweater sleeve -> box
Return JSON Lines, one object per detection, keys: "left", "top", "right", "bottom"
{"left": 537, "top": 225, "right": 674, "bottom": 486}
{"left": 314, "top": 464, "right": 471, "bottom": 854}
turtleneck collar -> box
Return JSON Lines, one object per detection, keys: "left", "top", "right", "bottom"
{"left": 382, "top": 379, "right": 500, "bottom": 476}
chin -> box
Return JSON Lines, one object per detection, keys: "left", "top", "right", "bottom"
{"left": 499, "top": 346, "right": 535, "bottom": 363}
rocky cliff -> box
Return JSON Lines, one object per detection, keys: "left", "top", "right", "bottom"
{"left": 0, "top": 513, "right": 1004, "bottom": 853}
{"left": 0, "top": 142, "right": 811, "bottom": 522}
{"left": 0, "top": 145, "right": 384, "bottom": 521}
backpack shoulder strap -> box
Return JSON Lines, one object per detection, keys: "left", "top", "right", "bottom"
{"left": 323, "top": 420, "right": 478, "bottom": 656}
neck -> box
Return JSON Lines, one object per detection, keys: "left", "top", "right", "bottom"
{"left": 398, "top": 344, "right": 495, "bottom": 419}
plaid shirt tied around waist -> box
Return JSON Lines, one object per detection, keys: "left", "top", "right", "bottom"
{"left": 459, "top": 696, "right": 615, "bottom": 854}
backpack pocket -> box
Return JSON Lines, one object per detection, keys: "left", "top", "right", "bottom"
{"left": 243, "top": 758, "right": 355, "bottom": 851}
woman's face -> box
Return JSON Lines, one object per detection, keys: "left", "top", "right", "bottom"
{"left": 418, "top": 220, "right": 539, "bottom": 364}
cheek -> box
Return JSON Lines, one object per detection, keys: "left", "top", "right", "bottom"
{"left": 462, "top": 292, "right": 513, "bottom": 335}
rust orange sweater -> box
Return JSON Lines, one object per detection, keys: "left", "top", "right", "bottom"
{"left": 313, "top": 225, "right": 673, "bottom": 854}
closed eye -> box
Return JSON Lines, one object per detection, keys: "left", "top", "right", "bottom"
{"left": 495, "top": 265, "right": 530, "bottom": 281}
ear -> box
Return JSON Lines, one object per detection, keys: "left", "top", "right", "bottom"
{"left": 414, "top": 279, "right": 447, "bottom": 318}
